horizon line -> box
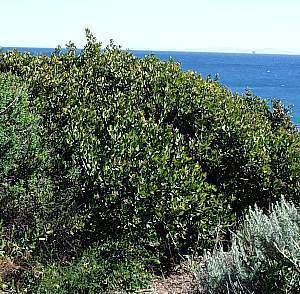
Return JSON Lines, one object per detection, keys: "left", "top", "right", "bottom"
{"left": 1, "top": 45, "right": 300, "bottom": 56}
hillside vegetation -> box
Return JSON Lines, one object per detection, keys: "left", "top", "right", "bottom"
{"left": 0, "top": 31, "right": 299, "bottom": 292}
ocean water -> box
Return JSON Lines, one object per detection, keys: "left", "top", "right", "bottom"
{"left": 2, "top": 47, "right": 300, "bottom": 124}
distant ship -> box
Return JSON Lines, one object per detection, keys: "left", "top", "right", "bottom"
{"left": 252, "top": 51, "right": 256, "bottom": 54}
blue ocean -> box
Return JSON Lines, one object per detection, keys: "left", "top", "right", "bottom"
{"left": 2, "top": 47, "right": 300, "bottom": 125}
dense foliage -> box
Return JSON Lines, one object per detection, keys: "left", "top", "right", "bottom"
{"left": 196, "top": 198, "right": 300, "bottom": 293}
{"left": 0, "top": 74, "right": 48, "bottom": 290}
{"left": 0, "top": 31, "right": 299, "bottom": 291}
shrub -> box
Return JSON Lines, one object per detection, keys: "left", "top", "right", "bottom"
{"left": 195, "top": 198, "right": 300, "bottom": 293}
{"left": 37, "top": 241, "right": 152, "bottom": 293}
{"left": 0, "top": 73, "right": 46, "bottom": 253}
{"left": 0, "top": 74, "right": 44, "bottom": 291}
{"left": 0, "top": 31, "right": 299, "bottom": 291}
{"left": 1, "top": 33, "right": 233, "bottom": 260}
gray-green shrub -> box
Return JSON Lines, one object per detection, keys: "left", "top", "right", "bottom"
{"left": 196, "top": 198, "right": 300, "bottom": 293}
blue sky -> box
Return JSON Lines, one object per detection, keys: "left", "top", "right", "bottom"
{"left": 1, "top": 0, "right": 300, "bottom": 53}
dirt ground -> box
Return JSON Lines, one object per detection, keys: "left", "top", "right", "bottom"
{"left": 136, "top": 263, "right": 199, "bottom": 294}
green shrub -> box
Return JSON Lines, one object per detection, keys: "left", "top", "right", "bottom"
{"left": 0, "top": 74, "right": 44, "bottom": 291}
{"left": 0, "top": 73, "right": 45, "bottom": 253}
{"left": 37, "top": 241, "right": 152, "bottom": 293}
{"left": 1, "top": 33, "right": 233, "bottom": 260}
{"left": 195, "top": 198, "right": 300, "bottom": 293}
{"left": 0, "top": 31, "right": 299, "bottom": 291}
